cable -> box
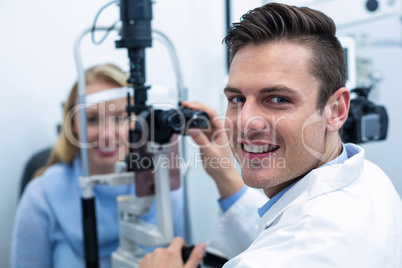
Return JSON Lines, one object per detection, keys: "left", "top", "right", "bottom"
{"left": 91, "top": 0, "right": 119, "bottom": 45}
{"left": 225, "top": 0, "right": 231, "bottom": 73}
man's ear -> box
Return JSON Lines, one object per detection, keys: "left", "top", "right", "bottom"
{"left": 325, "top": 87, "right": 350, "bottom": 133}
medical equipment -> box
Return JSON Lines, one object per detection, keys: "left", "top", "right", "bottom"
{"left": 74, "top": 1, "right": 210, "bottom": 267}
{"left": 342, "top": 87, "right": 388, "bottom": 143}
{"left": 337, "top": 37, "right": 389, "bottom": 143}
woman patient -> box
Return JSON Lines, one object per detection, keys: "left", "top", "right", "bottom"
{"left": 11, "top": 63, "right": 185, "bottom": 268}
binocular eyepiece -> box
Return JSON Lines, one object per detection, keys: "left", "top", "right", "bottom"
{"left": 157, "top": 107, "right": 209, "bottom": 133}
{"left": 132, "top": 106, "right": 210, "bottom": 145}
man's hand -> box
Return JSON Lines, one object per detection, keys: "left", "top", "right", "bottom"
{"left": 138, "top": 237, "right": 206, "bottom": 268}
{"left": 181, "top": 101, "right": 244, "bottom": 199}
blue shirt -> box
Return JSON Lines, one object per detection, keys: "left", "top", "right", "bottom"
{"left": 11, "top": 157, "right": 185, "bottom": 268}
{"left": 257, "top": 182, "right": 296, "bottom": 217}
{"left": 219, "top": 143, "right": 349, "bottom": 217}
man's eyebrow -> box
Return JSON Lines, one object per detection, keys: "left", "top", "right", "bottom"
{"left": 224, "top": 85, "right": 301, "bottom": 96}
{"left": 259, "top": 86, "right": 300, "bottom": 96}
{"left": 223, "top": 87, "right": 241, "bottom": 94}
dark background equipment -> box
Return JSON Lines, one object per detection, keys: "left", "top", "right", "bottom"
{"left": 115, "top": 0, "right": 209, "bottom": 166}
{"left": 342, "top": 87, "right": 388, "bottom": 144}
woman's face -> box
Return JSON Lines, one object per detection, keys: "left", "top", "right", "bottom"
{"left": 73, "top": 82, "right": 130, "bottom": 175}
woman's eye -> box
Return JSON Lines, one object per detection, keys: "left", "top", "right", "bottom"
{"left": 116, "top": 115, "right": 127, "bottom": 123}
{"left": 87, "top": 117, "right": 98, "bottom": 124}
{"left": 270, "top": 97, "right": 288, "bottom": 104}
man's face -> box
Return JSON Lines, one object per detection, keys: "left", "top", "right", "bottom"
{"left": 224, "top": 41, "right": 329, "bottom": 197}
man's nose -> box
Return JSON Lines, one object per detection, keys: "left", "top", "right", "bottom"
{"left": 238, "top": 101, "right": 269, "bottom": 133}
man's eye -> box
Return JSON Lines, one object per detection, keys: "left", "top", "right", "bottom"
{"left": 230, "top": 96, "right": 246, "bottom": 104}
{"left": 270, "top": 97, "right": 289, "bottom": 104}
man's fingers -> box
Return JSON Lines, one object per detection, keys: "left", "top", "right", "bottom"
{"left": 169, "top": 237, "right": 186, "bottom": 252}
{"left": 181, "top": 101, "right": 218, "bottom": 118}
{"left": 138, "top": 237, "right": 186, "bottom": 268}
{"left": 181, "top": 101, "right": 224, "bottom": 125}
{"left": 188, "top": 129, "right": 211, "bottom": 147}
{"left": 183, "top": 243, "right": 206, "bottom": 268}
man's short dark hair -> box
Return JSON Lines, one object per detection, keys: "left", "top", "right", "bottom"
{"left": 224, "top": 3, "right": 347, "bottom": 111}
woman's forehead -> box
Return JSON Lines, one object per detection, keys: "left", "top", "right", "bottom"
{"left": 85, "top": 98, "right": 127, "bottom": 113}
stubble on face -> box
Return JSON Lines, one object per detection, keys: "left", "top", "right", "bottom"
{"left": 225, "top": 41, "right": 331, "bottom": 197}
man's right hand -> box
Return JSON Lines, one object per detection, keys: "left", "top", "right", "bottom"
{"left": 138, "top": 237, "right": 205, "bottom": 268}
{"left": 181, "top": 101, "right": 244, "bottom": 199}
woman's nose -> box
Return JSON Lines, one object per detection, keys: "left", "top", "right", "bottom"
{"left": 98, "top": 117, "right": 119, "bottom": 145}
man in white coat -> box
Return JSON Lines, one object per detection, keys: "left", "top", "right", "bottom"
{"left": 139, "top": 3, "right": 402, "bottom": 268}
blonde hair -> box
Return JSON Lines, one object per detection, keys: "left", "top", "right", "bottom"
{"left": 34, "top": 63, "right": 128, "bottom": 177}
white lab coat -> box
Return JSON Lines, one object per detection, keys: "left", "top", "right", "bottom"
{"left": 207, "top": 144, "right": 402, "bottom": 267}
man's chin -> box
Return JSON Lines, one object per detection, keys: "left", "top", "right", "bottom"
{"left": 242, "top": 169, "right": 284, "bottom": 189}
{"left": 241, "top": 173, "right": 267, "bottom": 189}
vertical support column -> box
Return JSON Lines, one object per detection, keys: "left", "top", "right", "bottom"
{"left": 153, "top": 151, "right": 174, "bottom": 242}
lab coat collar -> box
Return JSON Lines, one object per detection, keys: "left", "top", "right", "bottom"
{"left": 258, "top": 143, "right": 365, "bottom": 232}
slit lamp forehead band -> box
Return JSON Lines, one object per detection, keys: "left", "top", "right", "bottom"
{"left": 85, "top": 87, "right": 131, "bottom": 106}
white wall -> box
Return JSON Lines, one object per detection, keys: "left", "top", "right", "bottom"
{"left": 1, "top": 0, "right": 401, "bottom": 267}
